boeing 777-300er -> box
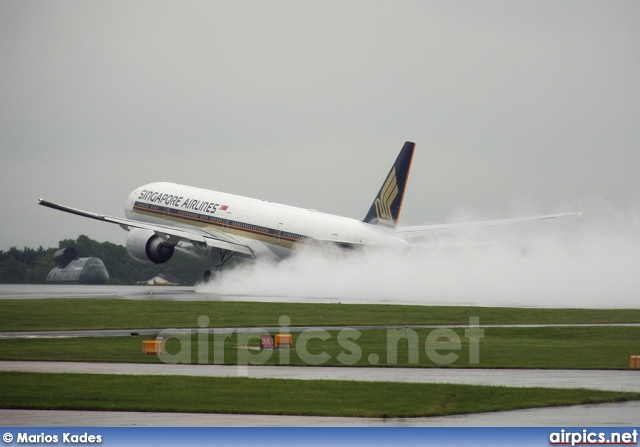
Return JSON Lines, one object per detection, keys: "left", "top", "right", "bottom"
{"left": 38, "top": 142, "right": 577, "bottom": 281}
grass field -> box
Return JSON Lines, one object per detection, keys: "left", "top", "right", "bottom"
{"left": 2, "top": 371, "right": 638, "bottom": 418}
{"left": 2, "top": 297, "right": 639, "bottom": 417}
{"left": 0, "top": 326, "right": 638, "bottom": 369}
{"left": 2, "top": 298, "right": 640, "bottom": 331}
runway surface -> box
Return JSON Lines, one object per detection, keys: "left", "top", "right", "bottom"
{"left": 0, "top": 284, "right": 197, "bottom": 301}
{"left": 0, "top": 283, "right": 579, "bottom": 306}
{"left": 2, "top": 402, "right": 640, "bottom": 427}
{"left": 0, "top": 284, "right": 349, "bottom": 303}
{"left": 0, "top": 283, "right": 423, "bottom": 305}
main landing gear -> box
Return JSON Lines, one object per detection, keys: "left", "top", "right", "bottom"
{"left": 202, "top": 249, "right": 237, "bottom": 283}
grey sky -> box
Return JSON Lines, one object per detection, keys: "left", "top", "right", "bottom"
{"left": 1, "top": 1, "right": 639, "bottom": 251}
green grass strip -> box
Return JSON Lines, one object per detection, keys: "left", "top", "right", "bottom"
{"left": 2, "top": 299, "right": 640, "bottom": 331}
{"left": 1, "top": 326, "right": 638, "bottom": 369}
{"left": 1, "top": 371, "right": 638, "bottom": 418}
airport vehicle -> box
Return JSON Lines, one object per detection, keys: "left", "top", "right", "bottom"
{"left": 39, "top": 142, "right": 575, "bottom": 280}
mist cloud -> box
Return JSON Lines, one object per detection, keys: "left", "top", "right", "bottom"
{"left": 197, "top": 201, "right": 640, "bottom": 309}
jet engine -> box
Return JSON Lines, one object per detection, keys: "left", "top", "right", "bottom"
{"left": 52, "top": 247, "right": 78, "bottom": 267}
{"left": 126, "top": 228, "right": 175, "bottom": 264}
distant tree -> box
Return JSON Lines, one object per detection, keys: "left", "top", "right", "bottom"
{"left": 0, "top": 257, "right": 27, "bottom": 283}
{"left": 0, "top": 235, "right": 221, "bottom": 285}
{"left": 24, "top": 248, "right": 55, "bottom": 283}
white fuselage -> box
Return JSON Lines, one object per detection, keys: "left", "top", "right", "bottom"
{"left": 124, "top": 182, "right": 408, "bottom": 258}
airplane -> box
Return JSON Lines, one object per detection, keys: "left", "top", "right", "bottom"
{"left": 38, "top": 142, "right": 577, "bottom": 281}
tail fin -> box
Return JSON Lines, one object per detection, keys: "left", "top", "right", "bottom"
{"left": 363, "top": 141, "right": 415, "bottom": 228}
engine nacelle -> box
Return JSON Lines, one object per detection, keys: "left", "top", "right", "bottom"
{"left": 126, "top": 228, "right": 175, "bottom": 265}
{"left": 53, "top": 247, "right": 78, "bottom": 267}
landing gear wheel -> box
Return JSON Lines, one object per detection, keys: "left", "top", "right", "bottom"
{"left": 203, "top": 249, "right": 237, "bottom": 284}
{"left": 203, "top": 265, "right": 223, "bottom": 284}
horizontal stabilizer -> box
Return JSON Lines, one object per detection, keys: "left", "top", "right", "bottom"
{"left": 395, "top": 212, "right": 581, "bottom": 240}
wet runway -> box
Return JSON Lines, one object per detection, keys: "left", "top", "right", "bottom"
{"left": 0, "top": 284, "right": 196, "bottom": 301}
{"left": 0, "top": 283, "right": 438, "bottom": 305}
{"left": 0, "top": 283, "right": 352, "bottom": 303}
{"left": 0, "top": 283, "right": 551, "bottom": 306}
{"left": 2, "top": 401, "right": 640, "bottom": 427}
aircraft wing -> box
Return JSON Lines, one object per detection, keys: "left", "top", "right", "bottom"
{"left": 38, "top": 199, "right": 255, "bottom": 257}
{"left": 395, "top": 212, "right": 580, "bottom": 241}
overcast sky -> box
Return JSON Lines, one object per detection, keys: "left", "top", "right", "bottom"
{"left": 1, "top": 1, "right": 639, "bottom": 251}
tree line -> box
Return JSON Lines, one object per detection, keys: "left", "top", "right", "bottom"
{"left": 0, "top": 235, "right": 212, "bottom": 285}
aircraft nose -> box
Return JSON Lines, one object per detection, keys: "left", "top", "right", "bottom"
{"left": 125, "top": 189, "right": 139, "bottom": 218}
